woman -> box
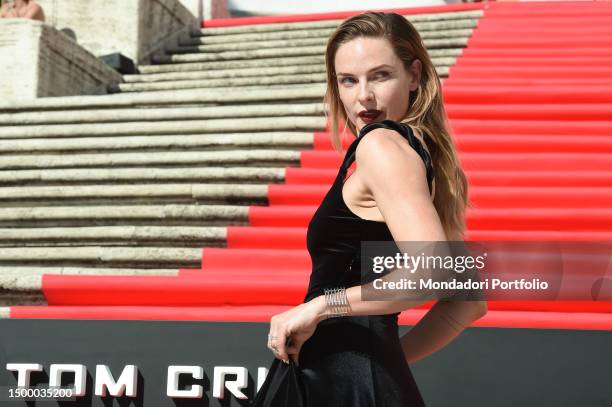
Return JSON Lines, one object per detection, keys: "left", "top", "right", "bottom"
{"left": 0, "top": 0, "right": 45, "bottom": 21}
{"left": 258, "top": 11, "right": 487, "bottom": 406}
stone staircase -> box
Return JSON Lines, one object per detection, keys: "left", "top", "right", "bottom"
{"left": 0, "top": 8, "right": 484, "bottom": 306}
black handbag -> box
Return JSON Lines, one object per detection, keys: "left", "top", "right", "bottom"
{"left": 249, "top": 356, "right": 306, "bottom": 407}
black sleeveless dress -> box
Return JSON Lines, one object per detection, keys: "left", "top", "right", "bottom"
{"left": 251, "top": 120, "right": 435, "bottom": 407}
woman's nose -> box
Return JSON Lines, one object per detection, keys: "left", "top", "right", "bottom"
{"left": 358, "top": 82, "right": 374, "bottom": 103}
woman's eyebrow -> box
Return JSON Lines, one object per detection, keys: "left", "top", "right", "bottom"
{"left": 336, "top": 64, "right": 393, "bottom": 76}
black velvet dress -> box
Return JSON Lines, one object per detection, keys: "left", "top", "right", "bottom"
{"left": 251, "top": 120, "right": 435, "bottom": 407}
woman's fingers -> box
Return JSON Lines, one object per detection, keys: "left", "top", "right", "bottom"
{"left": 274, "top": 334, "right": 290, "bottom": 363}
{"left": 268, "top": 334, "right": 284, "bottom": 358}
{"left": 267, "top": 332, "right": 290, "bottom": 363}
{"left": 286, "top": 343, "right": 302, "bottom": 366}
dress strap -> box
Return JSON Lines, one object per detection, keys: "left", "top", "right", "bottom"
{"left": 339, "top": 120, "right": 435, "bottom": 194}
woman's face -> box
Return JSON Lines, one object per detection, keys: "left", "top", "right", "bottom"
{"left": 334, "top": 36, "right": 421, "bottom": 132}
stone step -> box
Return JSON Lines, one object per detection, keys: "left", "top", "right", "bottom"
{"left": 152, "top": 45, "right": 330, "bottom": 64}
{"left": 0, "top": 204, "right": 248, "bottom": 227}
{"left": 0, "top": 167, "right": 286, "bottom": 187}
{"left": 151, "top": 40, "right": 468, "bottom": 64}
{"left": 0, "top": 103, "right": 324, "bottom": 125}
{"left": 195, "top": 10, "right": 483, "bottom": 36}
{"left": 0, "top": 267, "right": 178, "bottom": 276}
{"left": 191, "top": 17, "right": 478, "bottom": 44}
{"left": 0, "top": 149, "right": 301, "bottom": 170}
{"left": 136, "top": 49, "right": 458, "bottom": 74}
{"left": 139, "top": 55, "right": 326, "bottom": 74}
{"left": 0, "top": 116, "right": 326, "bottom": 139}
{"left": 117, "top": 62, "right": 453, "bottom": 92}
{"left": 0, "top": 132, "right": 314, "bottom": 155}
{"left": 0, "top": 291, "right": 45, "bottom": 306}
{"left": 172, "top": 28, "right": 474, "bottom": 51}
{"left": 0, "top": 183, "right": 269, "bottom": 206}
{"left": 0, "top": 86, "right": 327, "bottom": 112}
{"left": 0, "top": 246, "right": 204, "bottom": 268}
{"left": 124, "top": 65, "right": 326, "bottom": 83}
{"left": 0, "top": 226, "right": 230, "bottom": 247}
{"left": 114, "top": 73, "right": 329, "bottom": 93}
{"left": 108, "top": 81, "right": 309, "bottom": 94}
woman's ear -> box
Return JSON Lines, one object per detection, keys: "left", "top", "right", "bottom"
{"left": 408, "top": 59, "right": 422, "bottom": 92}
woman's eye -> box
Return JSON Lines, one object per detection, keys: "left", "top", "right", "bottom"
{"left": 374, "top": 71, "right": 389, "bottom": 79}
{"left": 338, "top": 73, "right": 387, "bottom": 85}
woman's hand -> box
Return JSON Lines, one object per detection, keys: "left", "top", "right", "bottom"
{"left": 268, "top": 296, "right": 326, "bottom": 366}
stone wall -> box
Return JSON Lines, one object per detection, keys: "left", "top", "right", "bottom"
{"left": 178, "top": 0, "right": 230, "bottom": 20}
{"left": 37, "top": 0, "right": 199, "bottom": 64}
{"left": 0, "top": 19, "right": 123, "bottom": 100}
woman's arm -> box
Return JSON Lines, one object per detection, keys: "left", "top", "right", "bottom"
{"left": 400, "top": 300, "right": 486, "bottom": 364}
{"left": 309, "top": 128, "right": 486, "bottom": 345}
{"left": 271, "top": 128, "right": 486, "bottom": 364}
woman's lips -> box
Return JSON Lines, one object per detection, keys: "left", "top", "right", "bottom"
{"left": 359, "top": 110, "right": 382, "bottom": 123}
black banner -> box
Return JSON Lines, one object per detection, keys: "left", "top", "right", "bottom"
{"left": 0, "top": 320, "right": 610, "bottom": 406}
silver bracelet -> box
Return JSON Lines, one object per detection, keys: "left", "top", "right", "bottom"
{"left": 323, "top": 287, "right": 351, "bottom": 319}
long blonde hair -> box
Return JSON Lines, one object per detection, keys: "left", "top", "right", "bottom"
{"left": 323, "top": 11, "right": 470, "bottom": 240}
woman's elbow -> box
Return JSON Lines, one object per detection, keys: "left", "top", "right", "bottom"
{"left": 472, "top": 300, "right": 488, "bottom": 320}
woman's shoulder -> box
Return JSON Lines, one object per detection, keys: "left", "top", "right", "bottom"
{"left": 356, "top": 122, "right": 429, "bottom": 163}
{"left": 354, "top": 121, "right": 436, "bottom": 198}
{"left": 354, "top": 126, "right": 428, "bottom": 176}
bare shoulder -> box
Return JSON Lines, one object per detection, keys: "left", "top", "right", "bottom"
{"left": 23, "top": 3, "right": 43, "bottom": 20}
{"left": 353, "top": 127, "right": 431, "bottom": 203}
{"left": 29, "top": 2, "right": 44, "bottom": 13}
{"left": 355, "top": 127, "right": 428, "bottom": 175}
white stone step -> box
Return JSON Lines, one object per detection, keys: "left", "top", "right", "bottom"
{"left": 0, "top": 103, "right": 322, "bottom": 125}
{"left": 0, "top": 204, "right": 249, "bottom": 227}
{"left": 0, "top": 267, "right": 178, "bottom": 276}
{"left": 117, "top": 63, "right": 453, "bottom": 92}
{"left": 139, "top": 55, "right": 327, "bottom": 74}
{"left": 195, "top": 10, "right": 483, "bottom": 36}
{"left": 114, "top": 73, "right": 328, "bottom": 92}
{"left": 0, "top": 133, "right": 314, "bottom": 154}
{"left": 136, "top": 49, "right": 458, "bottom": 74}
{"left": 0, "top": 246, "right": 205, "bottom": 267}
{"left": 0, "top": 149, "right": 302, "bottom": 169}
{"left": 0, "top": 167, "right": 286, "bottom": 186}
{"left": 0, "top": 116, "right": 326, "bottom": 139}
{"left": 0, "top": 183, "right": 269, "bottom": 206}
{"left": 124, "top": 65, "right": 326, "bottom": 83}
{"left": 0, "top": 86, "right": 327, "bottom": 111}
{"left": 0, "top": 226, "right": 231, "bottom": 246}
{"left": 171, "top": 28, "right": 473, "bottom": 51}
{"left": 193, "top": 18, "right": 476, "bottom": 42}
{"left": 152, "top": 39, "right": 467, "bottom": 64}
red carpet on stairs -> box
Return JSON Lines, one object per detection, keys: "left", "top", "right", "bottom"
{"left": 15, "top": 1, "right": 612, "bottom": 329}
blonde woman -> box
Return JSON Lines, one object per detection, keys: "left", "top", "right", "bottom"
{"left": 255, "top": 11, "right": 487, "bottom": 406}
